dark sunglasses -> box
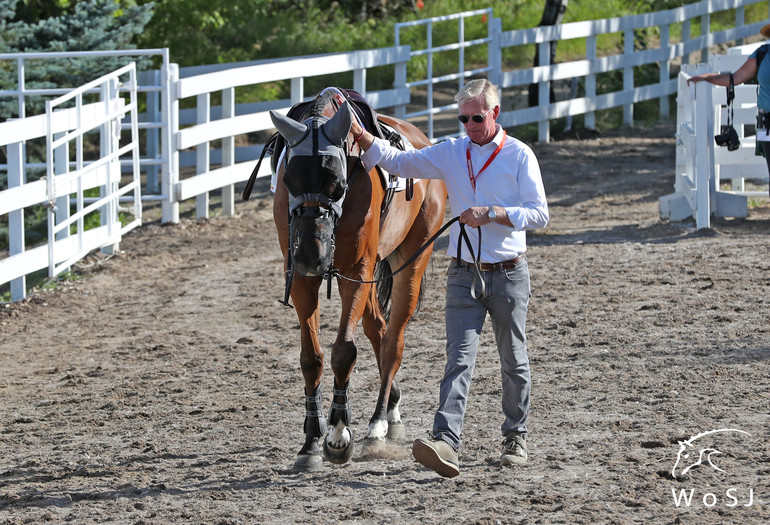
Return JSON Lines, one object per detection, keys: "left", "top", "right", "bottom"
{"left": 457, "top": 108, "right": 492, "bottom": 124}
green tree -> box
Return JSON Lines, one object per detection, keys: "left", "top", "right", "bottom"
{"left": 135, "top": 0, "right": 413, "bottom": 67}
{"left": 0, "top": 0, "right": 155, "bottom": 118}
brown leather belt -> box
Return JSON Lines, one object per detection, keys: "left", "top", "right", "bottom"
{"left": 452, "top": 254, "right": 525, "bottom": 272}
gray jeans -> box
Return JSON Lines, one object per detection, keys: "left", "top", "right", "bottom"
{"left": 432, "top": 258, "right": 531, "bottom": 451}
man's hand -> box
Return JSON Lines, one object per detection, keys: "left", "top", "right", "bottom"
{"left": 350, "top": 117, "right": 364, "bottom": 140}
{"left": 460, "top": 206, "right": 493, "bottom": 228}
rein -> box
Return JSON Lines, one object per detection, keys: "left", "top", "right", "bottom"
{"left": 333, "top": 216, "right": 487, "bottom": 300}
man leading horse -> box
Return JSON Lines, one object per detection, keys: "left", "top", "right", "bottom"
{"left": 351, "top": 78, "right": 549, "bottom": 478}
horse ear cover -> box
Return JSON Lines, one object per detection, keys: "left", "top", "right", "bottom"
{"left": 322, "top": 101, "right": 353, "bottom": 146}
{"left": 270, "top": 110, "right": 308, "bottom": 146}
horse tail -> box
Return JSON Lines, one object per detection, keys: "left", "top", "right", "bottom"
{"left": 374, "top": 259, "right": 425, "bottom": 322}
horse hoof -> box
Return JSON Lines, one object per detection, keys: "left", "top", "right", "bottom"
{"left": 360, "top": 437, "right": 387, "bottom": 458}
{"left": 386, "top": 422, "right": 406, "bottom": 440}
{"left": 323, "top": 428, "right": 355, "bottom": 465}
{"left": 293, "top": 453, "right": 324, "bottom": 472}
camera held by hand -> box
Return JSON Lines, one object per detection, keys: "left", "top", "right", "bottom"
{"left": 715, "top": 73, "right": 740, "bottom": 151}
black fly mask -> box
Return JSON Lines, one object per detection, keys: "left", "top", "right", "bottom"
{"left": 270, "top": 98, "right": 353, "bottom": 280}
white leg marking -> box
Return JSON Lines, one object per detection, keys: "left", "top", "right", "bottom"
{"left": 387, "top": 402, "right": 402, "bottom": 425}
{"left": 326, "top": 421, "right": 351, "bottom": 450}
{"left": 367, "top": 419, "right": 389, "bottom": 440}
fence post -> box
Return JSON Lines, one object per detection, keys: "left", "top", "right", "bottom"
{"left": 695, "top": 80, "right": 712, "bottom": 229}
{"left": 7, "top": 141, "right": 26, "bottom": 302}
{"left": 196, "top": 93, "right": 210, "bottom": 219}
{"left": 145, "top": 69, "right": 161, "bottom": 194}
{"left": 291, "top": 77, "right": 304, "bottom": 106}
{"left": 487, "top": 15, "right": 502, "bottom": 87}
{"left": 624, "top": 28, "right": 634, "bottom": 126}
{"left": 660, "top": 24, "right": 671, "bottom": 119}
{"left": 700, "top": 5, "right": 711, "bottom": 65}
{"left": 428, "top": 20, "right": 435, "bottom": 140}
{"left": 54, "top": 131, "right": 70, "bottom": 243}
{"left": 585, "top": 35, "right": 597, "bottom": 129}
{"left": 394, "top": 50, "right": 407, "bottom": 120}
{"left": 16, "top": 57, "right": 25, "bottom": 119}
{"left": 537, "top": 41, "right": 551, "bottom": 142}
{"left": 353, "top": 69, "right": 366, "bottom": 96}
{"left": 221, "top": 87, "right": 235, "bottom": 216}
{"left": 52, "top": 130, "right": 71, "bottom": 276}
{"left": 100, "top": 78, "right": 121, "bottom": 255}
{"left": 45, "top": 99, "right": 56, "bottom": 278}
{"left": 161, "top": 56, "right": 180, "bottom": 224}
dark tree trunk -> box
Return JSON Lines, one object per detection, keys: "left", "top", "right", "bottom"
{"left": 528, "top": 0, "right": 569, "bottom": 107}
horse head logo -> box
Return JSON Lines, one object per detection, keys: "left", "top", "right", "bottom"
{"left": 671, "top": 428, "right": 750, "bottom": 479}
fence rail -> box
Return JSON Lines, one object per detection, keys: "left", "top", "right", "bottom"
{"left": 497, "top": 0, "right": 769, "bottom": 141}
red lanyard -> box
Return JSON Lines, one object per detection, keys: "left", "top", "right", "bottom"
{"left": 466, "top": 134, "right": 506, "bottom": 192}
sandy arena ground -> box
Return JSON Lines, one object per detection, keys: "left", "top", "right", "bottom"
{"left": 1, "top": 122, "right": 769, "bottom": 524}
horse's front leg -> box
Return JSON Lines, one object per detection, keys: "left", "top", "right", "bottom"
{"left": 290, "top": 277, "right": 327, "bottom": 472}
{"left": 322, "top": 277, "right": 370, "bottom": 464}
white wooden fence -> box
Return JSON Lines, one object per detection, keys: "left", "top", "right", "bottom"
{"left": 498, "top": 0, "right": 769, "bottom": 142}
{"left": 169, "top": 46, "right": 412, "bottom": 224}
{"left": 0, "top": 63, "right": 141, "bottom": 301}
{"left": 2, "top": 0, "right": 770, "bottom": 300}
{"left": 660, "top": 42, "right": 768, "bottom": 229}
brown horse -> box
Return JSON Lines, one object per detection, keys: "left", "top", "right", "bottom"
{"left": 269, "top": 89, "right": 446, "bottom": 471}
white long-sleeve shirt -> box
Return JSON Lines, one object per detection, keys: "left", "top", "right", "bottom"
{"left": 361, "top": 125, "right": 549, "bottom": 263}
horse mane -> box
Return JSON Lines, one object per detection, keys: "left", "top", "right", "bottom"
{"left": 308, "top": 90, "right": 337, "bottom": 119}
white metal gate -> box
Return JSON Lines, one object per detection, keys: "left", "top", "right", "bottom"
{"left": 0, "top": 63, "right": 142, "bottom": 301}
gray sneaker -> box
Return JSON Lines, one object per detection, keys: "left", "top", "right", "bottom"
{"left": 412, "top": 434, "right": 460, "bottom": 478}
{"left": 500, "top": 434, "right": 527, "bottom": 466}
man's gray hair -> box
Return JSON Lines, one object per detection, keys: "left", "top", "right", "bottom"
{"left": 455, "top": 79, "right": 500, "bottom": 110}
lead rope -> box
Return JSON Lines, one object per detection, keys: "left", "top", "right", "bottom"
{"left": 455, "top": 220, "right": 485, "bottom": 300}
{"left": 280, "top": 217, "right": 484, "bottom": 308}
{"left": 333, "top": 216, "right": 483, "bottom": 300}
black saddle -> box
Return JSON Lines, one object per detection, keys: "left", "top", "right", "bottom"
{"left": 243, "top": 88, "right": 411, "bottom": 201}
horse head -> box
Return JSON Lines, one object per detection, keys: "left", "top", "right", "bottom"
{"left": 270, "top": 98, "right": 353, "bottom": 277}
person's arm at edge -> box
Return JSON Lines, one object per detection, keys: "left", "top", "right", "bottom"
{"left": 687, "top": 58, "right": 758, "bottom": 87}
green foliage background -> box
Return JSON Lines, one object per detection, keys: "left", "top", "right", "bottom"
{"left": 133, "top": 1, "right": 704, "bottom": 68}
{"left": 3, "top": 0, "right": 766, "bottom": 107}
